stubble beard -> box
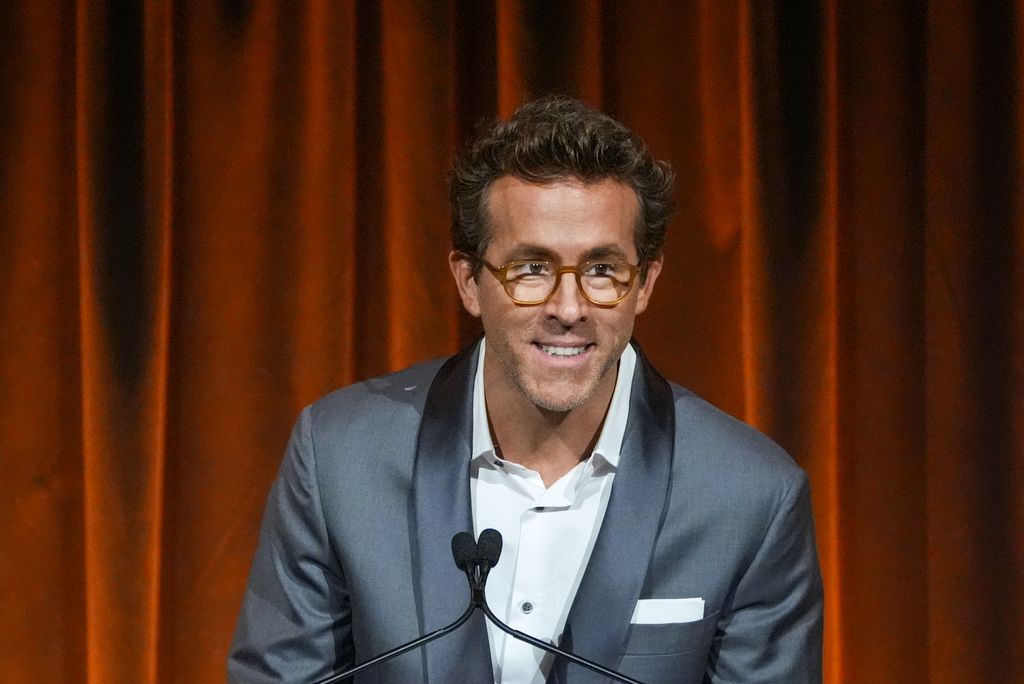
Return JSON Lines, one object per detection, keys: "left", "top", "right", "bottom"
{"left": 494, "top": 336, "right": 627, "bottom": 414}
{"left": 519, "top": 368, "right": 613, "bottom": 413}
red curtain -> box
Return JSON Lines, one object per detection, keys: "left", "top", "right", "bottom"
{"left": 2, "top": 1, "right": 1021, "bottom": 681}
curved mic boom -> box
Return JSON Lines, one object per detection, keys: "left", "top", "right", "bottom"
{"left": 472, "top": 529, "right": 642, "bottom": 684}
{"left": 312, "top": 529, "right": 641, "bottom": 684}
{"left": 310, "top": 532, "right": 481, "bottom": 684}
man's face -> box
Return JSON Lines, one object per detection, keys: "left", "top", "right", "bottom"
{"left": 450, "top": 176, "right": 662, "bottom": 414}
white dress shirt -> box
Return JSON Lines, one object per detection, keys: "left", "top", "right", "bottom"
{"left": 470, "top": 339, "right": 636, "bottom": 684}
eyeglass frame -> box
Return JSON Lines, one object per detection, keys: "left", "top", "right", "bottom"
{"left": 471, "top": 254, "right": 644, "bottom": 307}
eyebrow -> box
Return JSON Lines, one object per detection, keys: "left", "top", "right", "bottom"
{"left": 582, "top": 245, "right": 629, "bottom": 261}
{"left": 503, "top": 245, "right": 559, "bottom": 262}
{"left": 500, "top": 244, "right": 630, "bottom": 263}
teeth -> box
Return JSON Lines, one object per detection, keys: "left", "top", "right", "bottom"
{"left": 539, "top": 345, "right": 587, "bottom": 357}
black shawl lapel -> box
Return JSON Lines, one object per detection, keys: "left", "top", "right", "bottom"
{"left": 412, "top": 342, "right": 494, "bottom": 682}
{"left": 551, "top": 345, "right": 676, "bottom": 683}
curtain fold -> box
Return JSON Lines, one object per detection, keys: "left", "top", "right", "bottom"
{"left": 1, "top": 1, "right": 1021, "bottom": 681}
{"left": 924, "top": 1, "right": 1024, "bottom": 678}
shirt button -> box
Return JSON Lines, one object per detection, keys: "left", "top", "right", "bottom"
{"left": 520, "top": 601, "right": 534, "bottom": 614}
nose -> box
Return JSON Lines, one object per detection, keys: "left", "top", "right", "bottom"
{"left": 543, "top": 271, "right": 588, "bottom": 324}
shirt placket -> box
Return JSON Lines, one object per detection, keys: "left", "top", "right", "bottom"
{"left": 499, "top": 468, "right": 577, "bottom": 683}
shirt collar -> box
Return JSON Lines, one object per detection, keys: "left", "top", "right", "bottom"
{"left": 471, "top": 338, "right": 635, "bottom": 469}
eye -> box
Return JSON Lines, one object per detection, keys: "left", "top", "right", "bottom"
{"left": 584, "top": 261, "right": 624, "bottom": 278}
{"left": 507, "top": 261, "right": 553, "bottom": 279}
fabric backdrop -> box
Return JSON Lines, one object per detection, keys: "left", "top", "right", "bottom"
{"left": 1, "top": 1, "right": 1021, "bottom": 681}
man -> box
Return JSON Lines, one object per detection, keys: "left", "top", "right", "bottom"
{"left": 229, "top": 96, "right": 823, "bottom": 683}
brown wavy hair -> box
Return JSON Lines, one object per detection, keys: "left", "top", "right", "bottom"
{"left": 450, "top": 95, "right": 675, "bottom": 279}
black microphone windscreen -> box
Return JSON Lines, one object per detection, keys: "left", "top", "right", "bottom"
{"left": 451, "top": 531, "right": 478, "bottom": 571}
{"left": 477, "top": 528, "right": 503, "bottom": 566}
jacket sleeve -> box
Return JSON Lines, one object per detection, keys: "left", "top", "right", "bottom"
{"left": 228, "top": 406, "right": 354, "bottom": 683}
{"left": 707, "top": 472, "right": 824, "bottom": 683}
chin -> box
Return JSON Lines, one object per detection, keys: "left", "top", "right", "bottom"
{"left": 519, "top": 379, "right": 599, "bottom": 413}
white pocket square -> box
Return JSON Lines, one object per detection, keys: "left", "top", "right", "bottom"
{"left": 630, "top": 597, "right": 705, "bottom": 624}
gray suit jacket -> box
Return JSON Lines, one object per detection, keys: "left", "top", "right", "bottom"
{"left": 229, "top": 341, "right": 823, "bottom": 683}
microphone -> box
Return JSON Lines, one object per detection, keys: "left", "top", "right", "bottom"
{"left": 476, "top": 528, "right": 502, "bottom": 576}
{"left": 452, "top": 530, "right": 478, "bottom": 572}
{"left": 473, "top": 529, "right": 642, "bottom": 684}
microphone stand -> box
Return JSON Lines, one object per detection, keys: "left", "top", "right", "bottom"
{"left": 468, "top": 530, "right": 642, "bottom": 684}
{"left": 312, "top": 532, "right": 482, "bottom": 684}
{"left": 313, "top": 530, "right": 642, "bottom": 684}
{"left": 312, "top": 602, "right": 477, "bottom": 684}
{"left": 476, "top": 600, "right": 641, "bottom": 684}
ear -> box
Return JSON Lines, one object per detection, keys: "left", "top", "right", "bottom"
{"left": 449, "top": 251, "right": 482, "bottom": 317}
{"left": 633, "top": 256, "right": 663, "bottom": 315}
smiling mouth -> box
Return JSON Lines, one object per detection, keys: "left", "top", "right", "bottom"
{"left": 536, "top": 343, "right": 590, "bottom": 357}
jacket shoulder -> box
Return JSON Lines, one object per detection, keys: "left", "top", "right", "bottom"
{"left": 297, "top": 355, "right": 452, "bottom": 454}
{"left": 309, "top": 356, "right": 447, "bottom": 417}
{"left": 668, "top": 382, "right": 806, "bottom": 487}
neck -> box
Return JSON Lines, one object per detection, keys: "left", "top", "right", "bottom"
{"left": 484, "top": 364, "right": 617, "bottom": 487}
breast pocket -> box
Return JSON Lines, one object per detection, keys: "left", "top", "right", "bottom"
{"left": 617, "top": 610, "right": 719, "bottom": 683}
